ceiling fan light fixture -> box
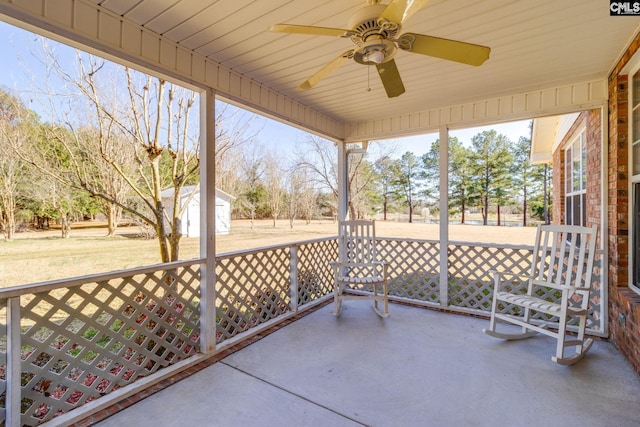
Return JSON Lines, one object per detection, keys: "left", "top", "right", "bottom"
{"left": 354, "top": 39, "right": 396, "bottom": 65}
{"left": 366, "top": 50, "right": 385, "bottom": 64}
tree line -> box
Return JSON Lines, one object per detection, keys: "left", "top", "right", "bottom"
{"left": 380, "top": 130, "right": 551, "bottom": 226}
{"left": 219, "top": 127, "right": 551, "bottom": 230}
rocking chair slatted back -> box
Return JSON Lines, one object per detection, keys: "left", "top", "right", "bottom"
{"left": 340, "top": 220, "right": 377, "bottom": 264}
{"left": 530, "top": 224, "right": 597, "bottom": 307}
{"left": 331, "top": 220, "right": 389, "bottom": 318}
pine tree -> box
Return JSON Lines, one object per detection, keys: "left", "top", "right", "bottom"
{"left": 470, "top": 130, "right": 513, "bottom": 225}
{"left": 392, "top": 151, "right": 421, "bottom": 223}
{"left": 511, "top": 134, "right": 544, "bottom": 226}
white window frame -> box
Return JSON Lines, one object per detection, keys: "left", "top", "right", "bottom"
{"left": 564, "top": 126, "right": 587, "bottom": 228}
{"left": 629, "top": 57, "right": 640, "bottom": 294}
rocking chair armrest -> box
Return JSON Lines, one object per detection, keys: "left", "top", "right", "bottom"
{"left": 555, "top": 284, "right": 592, "bottom": 292}
{"left": 528, "top": 279, "right": 592, "bottom": 293}
{"left": 331, "top": 261, "right": 387, "bottom": 268}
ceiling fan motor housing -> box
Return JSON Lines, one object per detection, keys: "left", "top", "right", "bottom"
{"left": 349, "top": 4, "right": 400, "bottom": 64}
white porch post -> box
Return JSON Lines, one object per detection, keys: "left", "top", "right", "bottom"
{"left": 199, "top": 88, "right": 216, "bottom": 354}
{"left": 600, "top": 105, "right": 609, "bottom": 335}
{"left": 439, "top": 125, "right": 449, "bottom": 307}
{"left": 6, "top": 298, "right": 21, "bottom": 427}
{"left": 337, "top": 141, "right": 349, "bottom": 221}
{"left": 337, "top": 141, "right": 348, "bottom": 268}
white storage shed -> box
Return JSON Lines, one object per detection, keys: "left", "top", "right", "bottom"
{"left": 161, "top": 185, "right": 235, "bottom": 237}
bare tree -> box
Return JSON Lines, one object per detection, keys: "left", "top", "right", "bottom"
{"left": 264, "top": 151, "right": 285, "bottom": 227}
{"left": 286, "top": 165, "right": 313, "bottom": 229}
{"left": 238, "top": 143, "right": 265, "bottom": 229}
{"left": 20, "top": 49, "right": 200, "bottom": 260}
{"left": 0, "top": 89, "right": 32, "bottom": 240}
{"left": 296, "top": 136, "right": 338, "bottom": 196}
{"left": 214, "top": 104, "right": 259, "bottom": 198}
{"left": 0, "top": 137, "right": 21, "bottom": 240}
{"left": 285, "top": 168, "right": 299, "bottom": 229}
{"left": 115, "top": 69, "right": 201, "bottom": 261}
{"left": 296, "top": 136, "right": 374, "bottom": 219}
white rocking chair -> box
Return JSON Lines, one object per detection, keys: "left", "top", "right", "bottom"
{"left": 483, "top": 224, "right": 598, "bottom": 365}
{"left": 330, "top": 220, "right": 389, "bottom": 318}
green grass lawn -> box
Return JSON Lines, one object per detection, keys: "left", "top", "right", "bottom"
{"left": 0, "top": 218, "right": 536, "bottom": 289}
{"left": 0, "top": 233, "right": 201, "bottom": 288}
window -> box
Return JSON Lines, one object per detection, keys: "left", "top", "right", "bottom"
{"left": 564, "top": 130, "right": 586, "bottom": 228}
{"left": 632, "top": 68, "right": 640, "bottom": 291}
{"left": 634, "top": 183, "right": 640, "bottom": 289}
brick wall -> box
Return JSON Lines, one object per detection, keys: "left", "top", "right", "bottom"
{"left": 608, "top": 30, "right": 640, "bottom": 374}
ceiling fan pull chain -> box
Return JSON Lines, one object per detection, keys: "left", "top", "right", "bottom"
{"left": 367, "top": 65, "right": 372, "bottom": 92}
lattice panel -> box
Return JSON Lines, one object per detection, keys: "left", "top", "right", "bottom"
{"left": 297, "top": 239, "right": 337, "bottom": 306}
{"left": 586, "top": 254, "right": 603, "bottom": 331}
{"left": 3, "top": 264, "right": 201, "bottom": 426}
{"left": 216, "top": 247, "right": 291, "bottom": 343}
{"left": 448, "top": 243, "right": 604, "bottom": 332}
{"left": 378, "top": 239, "right": 440, "bottom": 302}
{"left": 448, "top": 243, "right": 532, "bottom": 311}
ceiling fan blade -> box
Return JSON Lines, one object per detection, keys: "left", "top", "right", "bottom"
{"left": 399, "top": 33, "right": 490, "bottom": 66}
{"left": 269, "top": 24, "right": 353, "bottom": 37}
{"left": 298, "top": 50, "right": 354, "bottom": 90}
{"left": 376, "top": 59, "right": 406, "bottom": 98}
{"left": 379, "top": 0, "right": 430, "bottom": 24}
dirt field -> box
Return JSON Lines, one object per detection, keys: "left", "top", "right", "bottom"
{"left": 0, "top": 219, "right": 538, "bottom": 288}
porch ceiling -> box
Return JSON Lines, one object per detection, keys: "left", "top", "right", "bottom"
{"left": 92, "top": 1, "right": 636, "bottom": 117}
{"left": 0, "top": 0, "right": 638, "bottom": 140}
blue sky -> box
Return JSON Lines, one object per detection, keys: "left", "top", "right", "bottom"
{"left": 255, "top": 117, "right": 532, "bottom": 160}
{"left": 0, "top": 19, "right": 531, "bottom": 159}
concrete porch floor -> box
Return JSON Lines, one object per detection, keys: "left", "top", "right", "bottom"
{"left": 95, "top": 303, "right": 640, "bottom": 427}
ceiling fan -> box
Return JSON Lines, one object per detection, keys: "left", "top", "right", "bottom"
{"left": 269, "top": 0, "right": 491, "bottom": 98}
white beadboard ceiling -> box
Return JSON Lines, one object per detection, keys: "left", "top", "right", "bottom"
{"left": 84, "top": 0, "right": 637, "bottom": 123}
{"left": 4, "top": 0, "right": 640, "bottom": 137}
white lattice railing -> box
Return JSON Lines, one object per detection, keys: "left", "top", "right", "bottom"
{"left": 0, "top": 235, "right": 604, "bottom": 426}
{"left": 377, "top": 238, "right": 604, "bottom": 334}
{"left": 0, "top": 260, "right": 203, "bottom": 426}
{"left": 214, "top": 238, "right": 337, "bottom": 343}
{"left": 0, "top": 237, "right": 336, "bottom": 427}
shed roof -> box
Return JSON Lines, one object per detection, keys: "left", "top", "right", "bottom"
{"left": 160, "top": 186, "right": 236, "bottom": 201}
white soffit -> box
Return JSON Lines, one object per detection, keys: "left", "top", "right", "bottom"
{"left": 531, "top": 112, "right": 580, "bottom": 164}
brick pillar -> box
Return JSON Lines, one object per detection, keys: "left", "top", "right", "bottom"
{"left": 608, "top": 29, "right": 640, "bottom": 374}
{"left": 552, "top": 147, "right": 565, "bottom": 225}
{"left": 608, "top": 74, "right": 629, "bottom": 291}
{"left": 586, "top": 109, "right": 602, "bottom": 245}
